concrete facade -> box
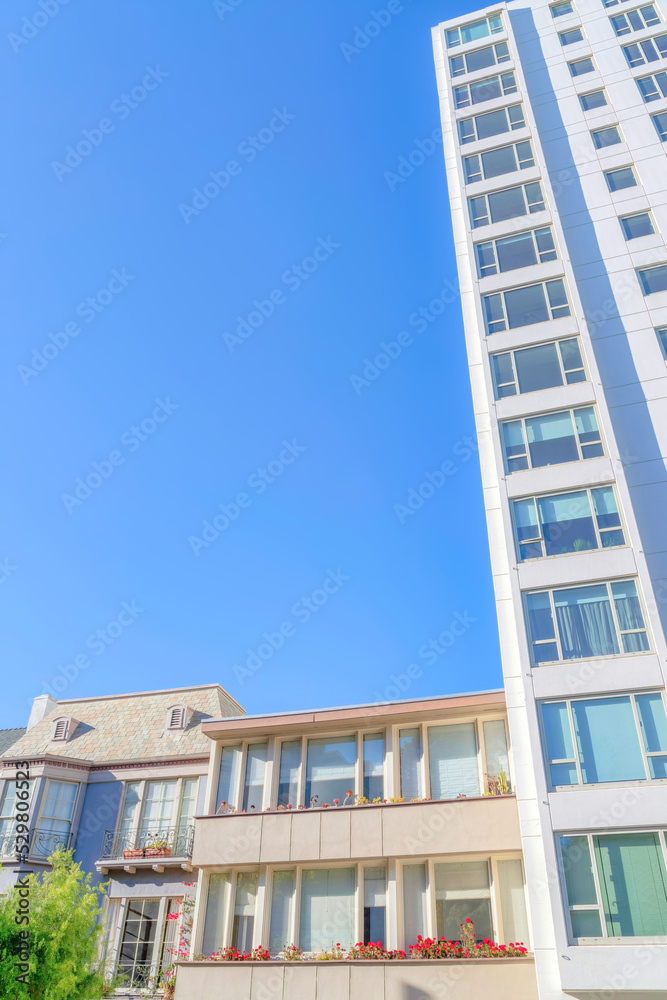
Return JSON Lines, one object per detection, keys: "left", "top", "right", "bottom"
{"left": 432, "top": 3, "right": 667, "bottom": 998}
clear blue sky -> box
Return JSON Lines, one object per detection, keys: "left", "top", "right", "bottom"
{"left": 0, "top": 0, "right": 501, "bottom": 728}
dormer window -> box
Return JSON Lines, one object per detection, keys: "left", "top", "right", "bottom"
{"left": 166, "top": 705, "right": 190, "bottom": 731}
{"left": 52, "top": 718, "right": 70, "bottom": 742}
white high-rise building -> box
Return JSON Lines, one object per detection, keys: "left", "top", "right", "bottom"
{"left": 433, "top": 3, "right": 667, "bottom": 998}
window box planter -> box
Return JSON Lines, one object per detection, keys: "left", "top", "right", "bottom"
{"left": 145, "top": 847, "right": 172, "bottom": 858}
{"left": 123, "top": 849, "right": 146, "bottom": 860}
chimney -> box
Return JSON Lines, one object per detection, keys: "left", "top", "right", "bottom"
{"left": 27, "top": 694, "right": 58, "bottom": 731}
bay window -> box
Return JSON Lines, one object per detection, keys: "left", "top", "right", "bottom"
{"left": 560, "top": 832, "right": 667, "bottom": 938}
{"left": 458, "top": 104, "right": 525, "bottom": 145}
{"left": 475, "top": 226, "right": 556, "bottom": 278}
{"left": 491, "top": 338, "right": 586, "bottom": 398}
{"left": 449, "top": 41, "right": 510, "bottom": 77}
{"left": 454, "top": 71, "right": 517, "bottom": 109}
{"left": 500, "top": 405, "right": 603, "bottom": 472}
{"left": 469, "top": 180, "right": 545, "bottom": 229}
{"left": 512, "top": 485, "right": 624, "bottom": 560}
{"left": 525, "top": 579, "right": 650, "bottom": 665}
{"left": 483, "top": 278, "right": 570, "bottom": 334}
{"left": 446, "top": 15, "right": 503, "bottom": 48}
{"left": 463, "top": 140, "right": 534, "bottom": 183}
{"left": 541, "top": 691, "right": 667, "bottom": 786}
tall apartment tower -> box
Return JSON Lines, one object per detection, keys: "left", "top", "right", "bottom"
{"left": 433, "top": 3, "right": 667, "bottom": 998}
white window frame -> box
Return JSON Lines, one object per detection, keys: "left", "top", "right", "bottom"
{"left": 115, "top": 776, "right": 199, "bottom": 846}
{"left": 539, "top": 690, "right": 667, "bottom": 789}
{"left": 446, "top": 14, "right": 504, "bottom": 48}
{"left": 463, "top": 139, "right": 535, "bottom": 184}
{"left": 475, "top": 225, "right": 558, "bottom": 279}
{"left": 590, "top": 124, "right": 622, "bottom": 148}
{"left": 482, "top": 277, "right": 571, "bottom": 335}
{"left": 511, "top": 483, "right": 626, "bottom": 562}
{"left": 568, "top": 56, "right": 595, "bottom": 76}
{"left": 458, "top": 104, "right": 526, "bottom": 145}
{"left": 610, "top": 3, "right": 661, "bottom": 36}
{"left": 524, "top": 579, "right": 652, "bottom": 666}
{"left": 32, "top": 778, "right": 80, "bottom": 855}
{"left": 656, "top": 325, "right": 667, "bottom": 358}
{"left": 622, "top": 32, "right": 667, "bottom": 66}
{"left": 558, "top": 25, "right": 585, "bottom": 45}
{"left": 113, "top": 895, "right": 178, "bottom": 985}
{"left": 579, "top": 89, "right": 608, "bottom": 110}
{"left": 551, "top": 1, "right": 574, "bottom": 17}
{"left": 449, "top": 40, "right": 511, "bottom": 78}
{"left": 619, "top": 211, "right": 656, "bottom": 239}
{"left": 454, "top": 70, "right": 517, "bottom": 109}
{"left": 604, "top": 165, "right": 637, "bottom": 190}
{"left": 468, "top": 179, "right": 545, "bottom": 229}
{"left": 557, "top": 829, "right": 667, "bottom": 944}
{"left": 491, "top": 337, "right": 587, "bottom": 399}
{"left": 636, "top": 69, "right": 667, "bottom": 101}
{"left": 500, "top": 404, "right": 604, "bottom": 473}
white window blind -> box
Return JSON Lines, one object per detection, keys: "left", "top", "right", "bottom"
{"left": 299, "top": 868, "right": 355, "bottom": 952}
{"left": 497, "top": 859, "right": 530, "bottom": 945}
{"left": 428, "top": 724, "right": 480, "bottom": 799}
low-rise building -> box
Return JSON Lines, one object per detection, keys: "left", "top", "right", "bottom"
{"left": 176, "top": 689, "right": 536, "bottom": 1000}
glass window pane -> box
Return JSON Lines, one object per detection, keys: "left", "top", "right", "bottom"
{"left": 483, "top": 292, "right": 506, "bottom": 332}
{"left": 495, "top": 232, "right": 537, "bottom": 272}
{"left": 542, "top": 702, "right": 574, "bottom": 762}
{"left": 572, "top": 698, "right": 646, "bottom": 782}
{"left": 504, "top": 283, "right": 549, "bottom": 328}
{"left": 403, "top": 863, "right": 428, "bottom": 948}
{"left": 492, "top": 351, "right": 516, "bottom": 394}
{"left": 465, "top": 44, "right": 496, "bottom": 73}
{"left": 551, "top": 1, "right": 574, "bottom": 16}
{"left": 481, "top": 145, "right": 518, "bottom": 179}
{"left": 621, "top": 213, "right": 654, "bottom": 239}
{"left": 580, "top": 90, "right": 607, "bottom": 110}
{"left": 611, "top": 580, "right": 645, "bottom": 630}
{"left": 483, "top": 720, "right": 510, "bottom": 790}
{"left": 561, "top": 835, "right": 598, "bottom": 905}
{"left": 399, "top": 728, "right": 423, "bottom": 799}
{"left": 551, "top": 762, "right": 579, "bottom": 784}
{"left": 469, "top": 195, "right": 489, "bottom": 227}
{"left": 594, "top": 833, "right": 667, "bottom": 936}
{"left": 269, "top": 870, "right": 295, "bottom": 953}
{"left": 428, "top": 723, "right": 480, "bottom": 799}
{"left": 363, "top": 733, "right": 384, "bottom": 800}
{"left": 278, "top": 740, "right": 301, "bottom": 808}
{"left": 216, "top": 745, "right": 242, "bottom": 812}
{"left": 463, "top": 154, "right": 482, "bottom": 183}
{"left": 605, "top": 167, "right": 636, "bottom": 191}
{"left": 232, "top": 872, "right": 258, "bottom": 953}
{"left": 515, "top": 343, "right": 563, "bottom": 393}
{"left": 560, "top": 27, "right": 584, "bottom": 44}
{"left": 300, "top": 868, "right": 355, "bottom": 952}
{"left": 525, "top": 411, "right": 578, "bottom": 467}
{"left": 470, "top": 77, "right": 502, "bottom": 104}
{"left": 501, "top": 419, "right": 528, "bottom": 470}
{"left": 638, "top": 263, "right": 667, "bottom": 295}
{"left": 553, "top": 584, "right": 619, "bottom": 659}
{"left": 526, "top": 591, "right": 556, "bottom": 642}
{"left": 306, "top": 736, "right": 356, "bottom": 807}
{"left": 546, "top": 278, "right": 569, "bottom": 315}
{"left": 434, "top": 861, "right": 493, "bottom": 941}
{"left": 657, "top": 327, "right": 667, "bottom": 358}
{"left": 488, "top": 186, "right": 527, "bottom": 223}
{"left": 497, "top": 859, "right": 530, "bottom": 946}
{"left": 242, "top": 743, "right": 267, "bottom": 812}
{"left": 636, "top": 693, "right": 667, "bottom": 752}
{"left": 571, "top": 909, "right": 603, "bottom": 937}
{"left": 202, "top": 873, "right": 231, "bottom": 957}
{"left": 364, "top": 866, "right": 387, "bottom": 946}
{"left": 475, "top": 108, "right": 512, "bottom": 141}
{"left": 537, "top": 490, "right": 597, "bottom": 555}
{"left": 569, "top": 57, "right": 594, "bottom": 75}
{"left": 559, "top": 337, "right": 584, "bottom": 375}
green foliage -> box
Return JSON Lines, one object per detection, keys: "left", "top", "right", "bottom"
{"left": 0, "top": 849, "right": 109, "bottom": 1000}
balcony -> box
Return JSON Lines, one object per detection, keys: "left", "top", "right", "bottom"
{"left": 174, "top": 956, "right": 537, "bottom": 1000}
{"left": 192, "top": 795, "right": 520, "bottom": 867}
{"left": 0, "top": 829, "right": 73, "bottom": 862}
{"left": 96, "top": 825, "right": 195, "bottom": 874}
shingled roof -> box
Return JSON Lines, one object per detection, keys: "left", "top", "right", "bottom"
{"left": 0, "top": 728, "right": 26, "bottom": 756}
{"left": 4, "top": 685, "right": 244, "bottom": 765}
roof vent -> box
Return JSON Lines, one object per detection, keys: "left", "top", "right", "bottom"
{"left": 52, "top": 718, "right": 70, "bottom": 742}
{"left": 166, "top": 705, "right": 190, "bottom": 731}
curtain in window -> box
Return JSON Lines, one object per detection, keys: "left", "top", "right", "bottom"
{"left": 428, "top": 724, "right": 480, "bottom": 800}
{"left": 139, "top": 781, "right": 177, "bottom": 838}
{"left": 403, "top": 864, "right": 428, "bottom": 948}
{"left": 242, "top": 744, "right": 267, "bottom": 811}
{"left": 594, "top": 833, "right": 667, "bottom": 936}
{"left": 277, "top": 741, "right": 300, "bottom": 808}
{"left": 216, "top": 745, "right": 241, "bottom": 811}
{"left": 483, "top": 720, "right": 510, "bottom": 789}
{"left": 232, "top": 872, "right": 258, "bottom": 953}
{"left": 434, "top": 861, "right": 493, "bottom": 941}
{"left": 118, "top": 783, "right": 140, "bottom": 837}
{"left": 202, "top": 873, "right": 231, "bottom": 957}
{"left": 299, "top": 868, "right": 355, "bottom": 952}
{"left": 399, "top": 729, "right": 422, "bottom": 800}
{"left": 611, "top": 582, "right": 649, "bottom": 652}
{"left": 554, "top": 585, "right": 619, "bottom": 659}
{"left": 497, "top": 860, "right": 530, "bottom": 945}
{"left": 34, "top": 781, "right": 78, "bottom": 855}
{"left": 269, "top": 870, "right": 295, "bottom": 953}
{"left": 305, "top": 736, "right": 355, "bottom": 806}
{"left": 572, "top": 698, "right": 645, "bottom": 783}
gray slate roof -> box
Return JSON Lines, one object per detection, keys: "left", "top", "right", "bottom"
{"left": 4, "top": 686, "right": 243, "bottom": 764}
{"left": 0, "top": 729, "right": 26, "bottom": 756}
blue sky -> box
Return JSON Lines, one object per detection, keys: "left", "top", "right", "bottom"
{"left": 0, "top": 0, "right": 501, "bottom": 728}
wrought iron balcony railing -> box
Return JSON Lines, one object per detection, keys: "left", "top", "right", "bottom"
{"left": 100, "top": 825, "right": 194, "bottom": 861}
{"left": 0, "top": 828, "right": 72, "bottom": 860}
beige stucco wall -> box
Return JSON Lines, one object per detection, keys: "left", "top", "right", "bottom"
{"left": 192, "top": 796, "right": 521, "bottom": 867}
{"left": 174, "top": 958, "right": 537, "bottom": 1000}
